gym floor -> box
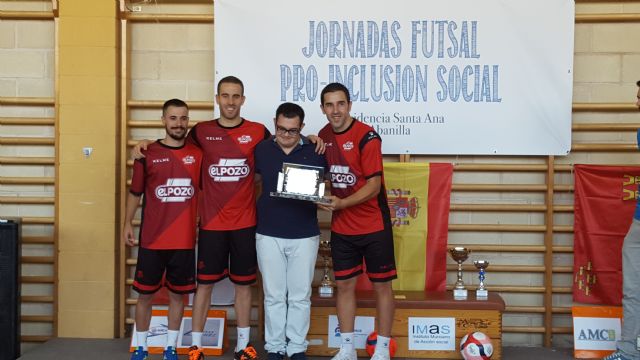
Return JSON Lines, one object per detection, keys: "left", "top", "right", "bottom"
{"left": 18, "top": 338, "right": 578, "bottom": 360}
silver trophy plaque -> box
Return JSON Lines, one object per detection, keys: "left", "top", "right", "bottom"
{"left": 270, "top": 162, "right": 330, "bottom": 204}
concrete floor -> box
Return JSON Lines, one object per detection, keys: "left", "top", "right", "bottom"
{"left": 17, "top": 338, "right": 579, "bottom": 360}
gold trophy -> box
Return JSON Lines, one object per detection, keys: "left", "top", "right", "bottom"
{"left": 473, "top": 260, "right": 490, "bottom": 299}
{"left": 318, "top": 238, "right": 335, "bottom": 297}
{"left": 449, "top": 247, "right": 471, "bottom": 300}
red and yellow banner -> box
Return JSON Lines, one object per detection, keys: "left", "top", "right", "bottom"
{"left": 573, "top": 164, "right": 640, "bottom": 305}
{"left": 357, "top": 162, "right": 452, "bottom": 291}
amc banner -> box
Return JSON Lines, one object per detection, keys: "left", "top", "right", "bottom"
{"left": 215, "top": 0, "right": 574, "bottom": 155}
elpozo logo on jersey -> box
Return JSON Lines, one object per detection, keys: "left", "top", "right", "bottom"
{"left": 237, "top": 135, "right": 253, "bottom": 144}
{"left": 342, "top": 141, "right": 354, "bottom": 151}
{"left": 182, "top": 155, "right": 196, "bottom": 165}
{"left": 209, "top": 158, "right": 250, "bottom": 182}
{"left": 330, "top": 165, "right": 356, "bottom": 188}
{"left": 155, "top": 178, "right": 195, "bottom": 202}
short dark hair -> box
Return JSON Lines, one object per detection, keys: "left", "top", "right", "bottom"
{"left": 162, "top": 98, "right": 188, "bottom": 115}
{"left": 217, "top": 76, "right": 244, "bottom": 95}
{"left": 637, "top": 80, "right": 640, "bottom": 87}
{"left": 320, "top": 82, "right": 351, "bottom": 105}
{"left": 275, "top": 102, "right": 305, "bottom": 125}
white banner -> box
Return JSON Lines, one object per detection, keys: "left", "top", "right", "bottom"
{"left": 327, "top": 315, "right": 375, "bottom": 349}
{"left": 131, "top": 312, "right": 225, "bottom": 353}
{"left": 215, "top": 0, "right": 574, "bottom": 155}
{"left": 573, "top": 317, "right": 621, "bottom": 351}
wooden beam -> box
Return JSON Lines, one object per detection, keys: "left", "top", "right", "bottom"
{"left": 123, "top": 13, "right": 213, "bottom": 23}
{"left": 0, "top": 10, "right": 54, "bottom": 20}
{"left": 0, "top": 117, "right": 55, "bottom": 125}
{"left": 0, "top": 97, "right": 55, "bottom": 106}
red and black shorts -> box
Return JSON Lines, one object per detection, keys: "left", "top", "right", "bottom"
{"left": 330, "top": 226, "right": 397, "bottom": 283}
{"left": 133, "top": 247, "right": 196, "bottom": 295}
{"left": 196, "top": 226, "right": 257, "bottom": 286}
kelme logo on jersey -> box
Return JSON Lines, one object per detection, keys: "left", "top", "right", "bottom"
{"left": 330, "top": 165, "right": 356, "bottom": 188}
{"left": 209, "top": 158, "right": 250, "bottom": 182}
{"left": 155, "top": 178, "right": 195, "bottom": 202}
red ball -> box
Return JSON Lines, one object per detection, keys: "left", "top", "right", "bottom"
{"left": 365, "top": 331, "right": 397, "bottom": 357}
{"left": 460, "top": 331, "right": 493, "bottom": 360}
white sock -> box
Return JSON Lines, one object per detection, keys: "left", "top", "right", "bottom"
{"left": 136, "top": 331, "right": 148, "bottom": 351}
{"left": 191, "top": 331, "right": 203, "bottom": 348}
{"left": 340, "top": 332, "right": 354, "bottom": 352}
{"left": 166, "top": 329, "right": 179, "bottom": 349}
{"left": 236, "top": 326, "right": 251, "bottom": 351}
{"left": 374, "top": 335, "right": 390, "bottom": 355}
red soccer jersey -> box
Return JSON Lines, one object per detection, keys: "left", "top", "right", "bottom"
{"left": 188, "top": 119, "right": 270, "bottom": 231}
{"left": 130, "top": 141, "right": 202, "bottom": 249}
{"left": 319, "top": 119, "right": 391, "bottom": 235}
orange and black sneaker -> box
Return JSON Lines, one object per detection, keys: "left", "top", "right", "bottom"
{"left": 234, "top": 344, "right": 259, "bottom": 360}
{"left": 188, "top": 345, "right": 205, "bottom": 360}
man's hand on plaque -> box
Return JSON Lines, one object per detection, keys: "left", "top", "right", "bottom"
{"left": 317, "top": 195, "right": 344, "bottom": 211}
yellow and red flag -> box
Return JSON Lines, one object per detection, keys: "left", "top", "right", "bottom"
{"left": 357, "top": 162, "right": 453, "bottom": 291}
{"left": 573, "top": 164, "right": 640, "bottom": 305}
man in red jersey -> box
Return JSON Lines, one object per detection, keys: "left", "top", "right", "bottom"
{"left": 185, "top": 76, "right": 268, "bottom": 360}
{"left": 317, "top": 83, "right": 397, "bottom": 360}
{"left": 133, "top": 77, "right": 323, "bottom": 360}
{"left": 124, "top": 99, "right": 202, "bottom": 360}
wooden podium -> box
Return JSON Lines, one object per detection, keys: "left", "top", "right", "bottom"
{"left": 307, "top": 290, "right": 504, "bottom": 359}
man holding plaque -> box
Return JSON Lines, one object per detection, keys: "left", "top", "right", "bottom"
{"left": 603, "top": 81, "right": 640, "bottom": 360}
{"left": 254, "top": 102, "right": 327, "bottom": 360}
{"left": 318, "top": 83, "right": 397, "bottom": 360}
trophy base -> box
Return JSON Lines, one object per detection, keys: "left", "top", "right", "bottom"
{"left": 476, "top": 289, "right": 489, "bottom": 299}
{"left": 318, "top": 285, "right": 334, "bottom": 297}
{"left": 453, "top": 288, "right": 468, "bottom": 300}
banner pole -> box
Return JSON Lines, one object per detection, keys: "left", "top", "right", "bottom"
{"left": 544, "top": 155, "right": 555, "bottom": 347}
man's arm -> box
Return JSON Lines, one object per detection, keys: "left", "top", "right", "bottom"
{"left": 318, "top": 175, "right": 381, "bottom": 211}
{"left": 122, "top": 192, "right": 142, "bottom": 247}
{"left": 318, "top": 130, "right": 383, "bottom": 211}
{"left": 306, "top": 134, "right": 326, "bottom": 154}
{"left": 131, "top": 139, "right": 153, "bottom": 159}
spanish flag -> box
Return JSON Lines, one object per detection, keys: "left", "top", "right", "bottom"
{"left": 357, "top": 162, "right": 452, "bottom": 291}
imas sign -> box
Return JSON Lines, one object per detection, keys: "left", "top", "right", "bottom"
{"left": 411, "top": 323, "right": 452, "bottom": 335}
{"left": 408, "top": 317, "right": 455, "bottom": 351}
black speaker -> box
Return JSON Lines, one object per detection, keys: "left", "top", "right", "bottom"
{"left": 0, "top": 219, "right": 21, "bottom": 360}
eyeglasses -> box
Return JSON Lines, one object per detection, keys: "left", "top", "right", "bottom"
{"left": 276, "top": 126, "right": 300, "bottom": 136}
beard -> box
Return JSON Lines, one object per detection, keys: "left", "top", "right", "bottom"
{"left": 167, "top": 127, "right": 187, "bottom": 141}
